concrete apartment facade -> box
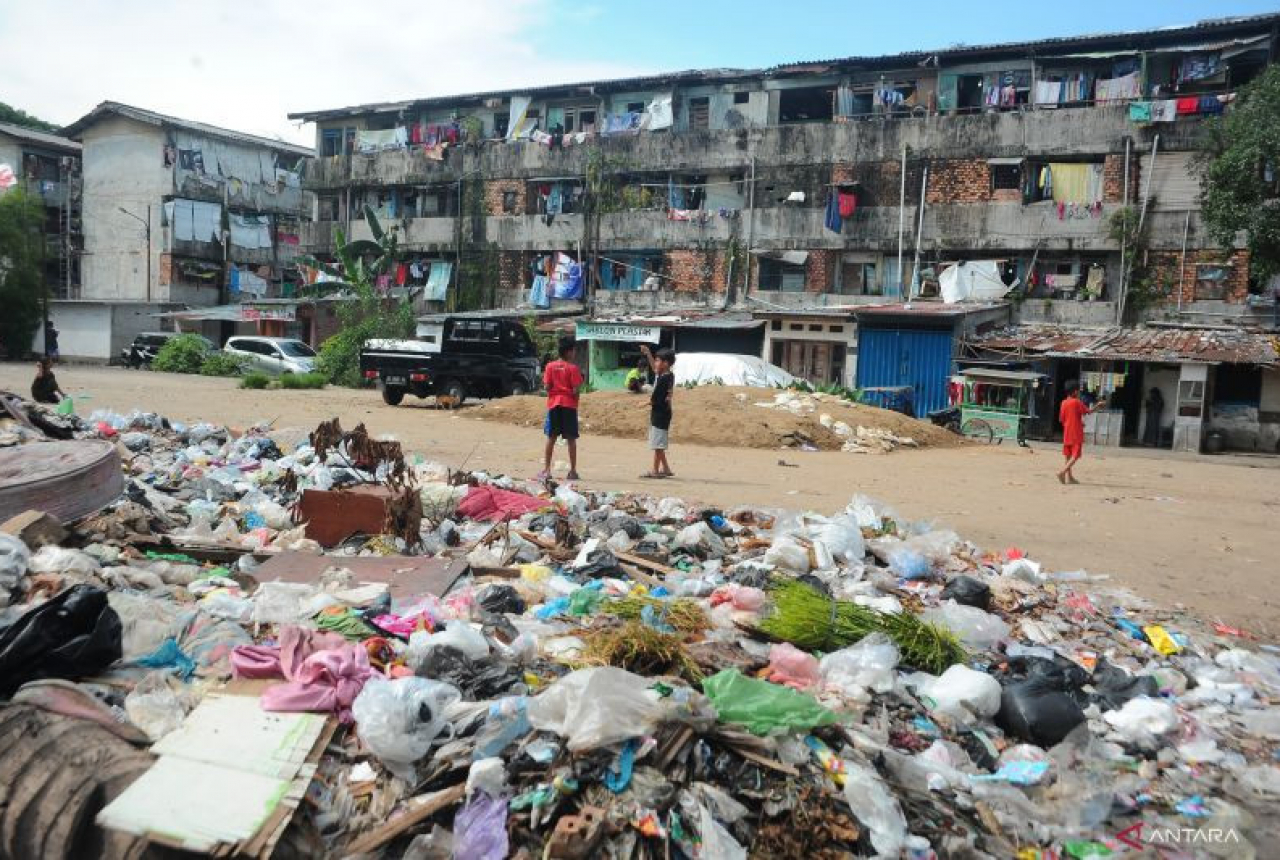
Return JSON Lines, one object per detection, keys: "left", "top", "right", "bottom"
{"left": 0, "top": 122, "right": 81, "bottom": 302}
{"left": 290, "top": 14, "right": 1280, "bottom": 452}
{"left": 53, "top": 103, "right": 314, "bottom": 359}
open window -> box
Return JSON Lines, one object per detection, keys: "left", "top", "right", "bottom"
{"left": 990, "top": 163, "right": 1021, "bottom": 191}
{"left": 779, "top": 86, "right": 835, "bottom": 123}
{"left": 687, "top": 97, "right": 710, "bottom": 131}
{"left": 758, "top": 258, "right": 807, "bottom": 292}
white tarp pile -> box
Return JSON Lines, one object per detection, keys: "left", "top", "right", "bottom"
{"left": 673, "top": 353, "right": 795, "bottom": 388}
{"left": 938, "top": 261, "right": 1018, "bottom": 303}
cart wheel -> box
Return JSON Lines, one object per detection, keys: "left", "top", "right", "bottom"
{"left": 960, "top": 418, "right": 995, "bottom": 444}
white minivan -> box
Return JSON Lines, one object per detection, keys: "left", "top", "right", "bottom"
{"left": 223, "top": 336, "right": 317, "bottom": 375}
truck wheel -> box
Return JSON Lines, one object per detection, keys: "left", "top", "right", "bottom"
{"left": 440, "top": 379, "right": 466, "bottom": 407}
{"left": 508, "top": 379, "right": 529, "bottom": 396}
{"left": 382, "top": 386, "right": 405, "bottom": 406}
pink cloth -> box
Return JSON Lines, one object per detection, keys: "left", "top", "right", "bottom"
{"left": 231, "top": 626, "right": 347, "bottom": 680}
{"left": 456, "top": 485, "right": 548, "bottom": 522}
{"left": 260, "top": 643, "right": 373, "bottom": 723}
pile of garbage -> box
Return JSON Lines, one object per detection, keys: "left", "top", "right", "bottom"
{"left": 0, "top": 393, "right": 1278, "bottom": 858}
{"left": 757, "top": 391, "right": 927, "bottom": 453}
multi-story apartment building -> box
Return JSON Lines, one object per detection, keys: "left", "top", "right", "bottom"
{"left": 0, "top": 121, "right": 82, "bottom": 302}
{"left": 290, "top": 14, "right": 1280, "bottom": 453}
{"left": 54, "top": 103, "right": 313, "bottom": 359}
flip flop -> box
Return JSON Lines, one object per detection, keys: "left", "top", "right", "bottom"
{"left": 639, "top": 472, "right": 667, "bottom": 479}
{"left": 566, "top": 471, "right": 580, "bottom": 480}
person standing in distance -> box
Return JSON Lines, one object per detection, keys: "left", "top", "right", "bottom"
{"left": 540, "top": 336, "right": 584, "bottom": 481}
{"left": 1058, "top": 380, "right": 1105, "bottom": 485}
{"left": 640, "top": 344, "right": 676, "bottom": 479}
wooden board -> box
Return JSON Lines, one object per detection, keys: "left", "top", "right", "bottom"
{"left": 254, "top": 552, "right": 468, "bottom": 601}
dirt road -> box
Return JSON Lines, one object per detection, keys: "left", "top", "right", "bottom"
{"left": 7, "top": 364, "right": 1278, "bottom": 635}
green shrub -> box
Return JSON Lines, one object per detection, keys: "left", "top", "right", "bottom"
{"left": 240, "top": 372, "right": 270, "bottom": 389}
{"left": 278, "top": 371, "right": 327, "bottom": 390}
{"left": 199, "top": 352, "right": 247, "bottom": 377}
{"left": 151, "top": 334, "right": 210, "bottom": 374}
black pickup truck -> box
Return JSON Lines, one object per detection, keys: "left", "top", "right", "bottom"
{"left": 360, "top": 315, "right": 541, "bottom": 406}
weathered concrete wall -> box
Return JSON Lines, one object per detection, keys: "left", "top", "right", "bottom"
{"left": 32, "top": 300, "right": 179, "bottom": 361}
{"left": 80, "top": 117, "right": 171, "bottom": 302}
{"left": 1014, "top": 299, "right": 1120, "bottom": 326}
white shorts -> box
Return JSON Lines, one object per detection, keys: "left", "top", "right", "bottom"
{"left": 648, "top": 426, "right": 669, "bottom": 450}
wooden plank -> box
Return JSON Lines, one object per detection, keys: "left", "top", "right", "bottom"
{"left": 617, "top": 562, "right": 662, "bottom": 589}
{"left": 724, "top": 745, "right": 800, "bottom": 777}
{"left": 343, "top": 783, "right": 466, "bottom": 855}
{"left": 614, "top": 551, "right": 679, "bottom": 578}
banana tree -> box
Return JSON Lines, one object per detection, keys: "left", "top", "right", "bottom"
{"left": 295, "top": 205, "right": 400, "bottom": 297}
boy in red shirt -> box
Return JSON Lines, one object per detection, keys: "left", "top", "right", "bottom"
{"left": 1057, "top": 380, "right": 1104, "bottom": 485}
{"left": 541, "top": 336, "right": 584, "bottom": 481}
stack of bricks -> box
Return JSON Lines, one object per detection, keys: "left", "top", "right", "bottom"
{"left": 483, "top": 179, "right": 525, "bottom": 216}
{"left": 664, "top": 250, "right": 722, "bottom": 293}
{"left": 805, "top": 249, "right": 837, "bottom": 294}
{"left": 1148, "top": 249, "right": 1250, "bottom": 305}
{"left": 1102, "top": 154, "right": 1139, "bottom": 204}
{"left": 925, "top": 159, "right": 992, "bottom": 204}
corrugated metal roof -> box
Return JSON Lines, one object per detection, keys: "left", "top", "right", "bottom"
{"left": 0, "top": 121, "right": 80, "bottom": 153}
{"left": 62, "top": 102, "right": 313, "bottom": 157}
{"left": 288, "top": 13, "right": 1280, "bottom": 123}
{"left": 855, "top": 302, "right": 1006, "bottom": 317}
{"left": 971, "top": 325, "right": 1280, "bottom": 366}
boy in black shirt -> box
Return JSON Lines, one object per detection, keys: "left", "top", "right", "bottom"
{"left": 640, "top": 345, "right": 675, "bottom": 478}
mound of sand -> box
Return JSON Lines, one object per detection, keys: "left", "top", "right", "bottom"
{"left": 469, "top": 386, "right": 960, "bottom": 452}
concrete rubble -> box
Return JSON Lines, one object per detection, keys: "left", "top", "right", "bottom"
{"left": 0, "top": 392, "right": 1277, "bottom": 858}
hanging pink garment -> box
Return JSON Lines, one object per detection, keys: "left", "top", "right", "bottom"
{"left": 261, "top": 644, "right": 373, "bottom": 723}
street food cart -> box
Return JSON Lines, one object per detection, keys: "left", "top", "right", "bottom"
{"left": 951, "top": 368, "right": 1048, "bottom": 445}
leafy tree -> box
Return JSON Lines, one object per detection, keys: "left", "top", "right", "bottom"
{"left": 152, "top": 333, "right": 214, "bottom": 374}
{"left": 0, "top": 101, "right": 60, "bottom": 134}
{"left": 0, "top": 188, "right": 45, "bottom": 358}
{"left": 296, "top": 207, "right": 414, "bottom": 387}
{"left": 1199, "top": 65, "right": 1280, "bottom": 282}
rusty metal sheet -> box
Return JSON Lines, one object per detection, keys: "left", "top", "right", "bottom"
{"left": 0, "top": 441, "right": 123, "bottom": 524}
{"left": 253, "top": 552, "right": 468, "bottom": 601}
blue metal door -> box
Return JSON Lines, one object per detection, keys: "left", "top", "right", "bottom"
{"left": 856, "top": 327, "right": 953, "bottom": 416}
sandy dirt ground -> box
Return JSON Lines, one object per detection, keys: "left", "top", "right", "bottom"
{"left": 6, "top": 364, "right": 1278, "bottom": 637}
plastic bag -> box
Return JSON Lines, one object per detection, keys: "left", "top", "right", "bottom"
{"left": 351, "top": 676, "right": 461, "bottom": 780}
{"left": 820, "top": 632, "right": 899, "bottom": 695}
{"left": 474, "top": 696, "right": 531, "bottom": 759}
{"left": 708, "top": 584, "right": 765, "bottom": 612}
{"left": 813, "top": 515, "right": 865, "bottom": 564}
{"left": 701, "top": 669, "right": 842, "bottom": 735}
{"left": 918, "top": 665, "right": 1002, "bottom": 719}
{"left": 124, "top": 671, "right": 187, "bottom": 740}
{"left": 466, "top": 757, "right": 507, "bottom": 799}
{"left": 527, "top": 668, "right": 667, "bottom": 751}
{"left": 0, "top": 584, "right": 122, "bottom": 696}
{"left": 554, "top": 484, "right": 588, "bottom": 516}
{"left": 940, "top": 575, "right": 991, "bottom": 610}
{"left": 996, "top": 676, "right": 1086, "bottom": 747}
{"left": 842, "top": 760, "right": 911, "bottom": 858}
{"left": 766, "top": 643, "right": 820, "bottom": 690}
{"left": 886, "top": 545, "right": 929, "bottom": 579}
{"left": 30, "top": 545, "right": 101, "bottom": 577}
{"left": 452, "top": 793, "right": 508, "bottom": 860}
{"left": 1002, "top": 558, "right": 1043, "bottom": 583}
{"left": 921, "top": 601, "right": 1009, "bottom": 650}
{"left": 674, "top": 522, "right": 727, "bottom": 559}
{"left": 0, "top": 533, "right": 30, "bottom": 599}
{"left": 697, "top": 803, "right": 747, "bottom": 860}
{"left": 406, "top": 621, "right": 490, "bottom": 670}
{"left": 251, "top": 581, "right": 318, "bottom": 625}
{"left": 763, "top": 538, "right": 810, "bottom": 573}
{"left": 1102, "top": 696, "right": 1178, "bottom": 746}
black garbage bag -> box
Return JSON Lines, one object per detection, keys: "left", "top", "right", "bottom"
{"left": 1002, "top": 655, "right": 1091, "bottom": 703}
{"left": 1090, "top": 662, "right": 1159, "bottom": 711}
{"left": 941, "top": 575, "right": 991, "bottom": 610}
{"left": 0, "top": 585, "right": 122, "bottom": 696}
{"left": 576, "top": 548, "right": 621, "bottom": 579}
{"left": 996, "top": 674, "right": 1087, "bottom": 747}
{"left": 477, "top": 583, "right": 526, "bottom": 616}
{"left": 418, "top": 645, "right": 524, "bottom": 699}
{"left": 605, "top": 515, "right": 645, "bottom": 540}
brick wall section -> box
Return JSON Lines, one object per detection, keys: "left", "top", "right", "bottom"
{"left": 665, "top": 250, "right": 728, "bottom": 293}
{"left": 498, "top": 251, "right": 527, "bottom": 292}
{"left": 1102, "top": 154, "right": 1139, "bottom": 204}
{"left": 1148, "top": 249, "right": 1250, "bottom": 304}
{"left": 158, "top": 253, "right": 172, "bottom": 287}
{"left": 483, "top": 179, "right": 525, "bottom": 216}
{"left": 805, "top": 249, "right": 837, "bottom": 294}
{"left": 926, "top": 159, "right": 992, "bottom": 204}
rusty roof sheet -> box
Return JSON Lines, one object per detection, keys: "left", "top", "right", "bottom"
{"left": 971, "top": 325, "right": 1280, "bottom": 366}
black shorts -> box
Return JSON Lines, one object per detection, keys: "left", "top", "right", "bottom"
{"left": 546, "top": 406, "right": 579, "bottom": 440}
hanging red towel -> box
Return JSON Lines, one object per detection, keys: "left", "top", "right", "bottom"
{"left": 1175, "top": 96, "right": 1199, "bottom": 115}
{"left": 395, "top": 263, "right": 408, "bottom": 286}
{"left": 838, "top": 191, "right": 857, "bottom": 218}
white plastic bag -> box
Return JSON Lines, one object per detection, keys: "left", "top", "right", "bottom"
{"left": 1103, "top": 696, "right": 1178, "bottom": 745}
{"left": 813, "top": 515, "right": 865, "bottom": 564}
{"left": 921, "top": 601, "right": 1010, "bottom": 650}
{"left": 554, "top": 485, "right": 588, "bottom": 516}
{"left": 251, "top": 581, "right": 318, "bottom": 625}
{"left": 124, "top": 671, "right": 187, "bottom": 741}
{"left": 0, "top": 533, "right": 31, "bottom": 589}
{"left": 674, "top": 522, "right": 726, "bottom": 559}
{"left": 820, "top": 633, "right": 900, "bottom": 695}
{"left": 842, "top": 760, "right": 910, "bottom": 858}
{"left": 918, "top": 664, "right": 1002, "bottom": 719}
{"left": 351, "top": 677, "right": 462, "bottom": 780}
{"left": 527, "top": 667, "right": 666, "bottom": 752}
{"left": 30, "top": 545, "right": 101, "bottom": 577}
{"left": 406, "top": 621, "right": 490, "bottom": 671}
{"left": 763, "top": 537, "right": 810, "bottom": 573}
